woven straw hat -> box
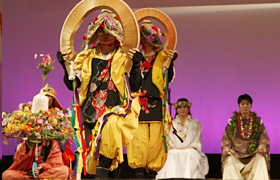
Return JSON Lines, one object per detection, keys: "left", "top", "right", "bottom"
{"left": 134, "top": 8, "right": 177, "bottom": 68}
{"left": 60, "top": 0, "right": 140, "bottom": 61}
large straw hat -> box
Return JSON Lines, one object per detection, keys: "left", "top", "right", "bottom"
{"left": 60, "top": 0, "right": 140, "bottom": 61}
{"left": 134, "top": 8, "right": 177, "bottom": 68}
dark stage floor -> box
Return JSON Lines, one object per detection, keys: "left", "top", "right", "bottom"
{"left": 2, "top": 154, "right": 280, "bottom": 179}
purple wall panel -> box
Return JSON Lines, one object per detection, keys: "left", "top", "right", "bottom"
{"left": 2, "top": 1, "right": 280, "bottom": 155}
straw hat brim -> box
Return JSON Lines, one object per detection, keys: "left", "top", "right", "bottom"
{"left": 60, "top": 0, "right": 140, "bottom": 62}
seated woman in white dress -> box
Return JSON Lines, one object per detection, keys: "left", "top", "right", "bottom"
{"left": 156, "top": 98, "right": 209, "bottom": 179}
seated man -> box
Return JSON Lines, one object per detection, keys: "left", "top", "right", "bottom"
{"left": 2, "top": 140, "right": 70, "bottom": 180}
{"left": 2, "top": 84, "right": 74, "bottom": 180}
{"left": 221, "top": 94, "right": 270, "bottom": 180}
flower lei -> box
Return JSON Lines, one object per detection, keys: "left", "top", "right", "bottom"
{"left": 238, "top": 112, "right": 254, "bottom": 139}
{"left": 228, "top": 111, "right": 259, "bottom": 154}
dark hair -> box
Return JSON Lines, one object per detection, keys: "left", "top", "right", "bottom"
{"left": 174, "top": 98, "right": 192, "bottom": 118}
{"left": 238, "top": 94, "right": 253, "bottom": 104}
{"left": 177, "top": 98, "right": 188, "bottom": 104}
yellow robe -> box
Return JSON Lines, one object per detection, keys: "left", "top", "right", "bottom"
{"left": 127, "top": 50, "right": 171, "bottom": 171}
{"left": 74, "top": 47, "right": 140, "bottom": 173}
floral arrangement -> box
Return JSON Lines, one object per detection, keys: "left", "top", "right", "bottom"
{"left": 81, "top": 12, "right": 124, "bottom": 51}
{"left": 2, "top": 103, "right": 74, "bottom": 145}
{"left": 140, "top": 25, "right": 165, "bottom": 51}
{"left": 103, "top": 15, "right": 124, "bottom": 39}
{"left": 34, "top": 53, "right": 55, "bottom": 87}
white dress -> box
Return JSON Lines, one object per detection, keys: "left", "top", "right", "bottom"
{"left": 156, "top": 115, "right": 209, "bottom": 179}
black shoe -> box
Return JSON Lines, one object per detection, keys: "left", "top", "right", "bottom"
{"left": 108, "top": 167, "right": 121, "bottom": 179}
{"left": 147, "top": 170, "right": 157, "bottom": 179}
{"left": 134, "top": 167, "right": 145, "bottom": 178}
{"left": 95, "top": 167, "right": 109, "bottom": 179}
{"left": 81, "top": 173, "right": 95, "bottom": 179}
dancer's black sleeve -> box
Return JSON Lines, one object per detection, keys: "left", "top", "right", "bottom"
{"left": 129, "top": 51, "right": 144, "bottom": 92}
{"left": 167, "top": 52, "right": 178, "bottom": 82}
{"left": 57, "top": 51, "right": 81, "bottom": 91}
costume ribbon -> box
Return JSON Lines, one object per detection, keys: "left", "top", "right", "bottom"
{"left": 162, "top": 69, "right": 169, "bottom": 153}
{"left": 72, "top": 81, "right": 88, "bottom": 176}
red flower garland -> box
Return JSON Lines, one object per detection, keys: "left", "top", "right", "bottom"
{"left": 237, "top": 112, "right": 254, "bottom": 139}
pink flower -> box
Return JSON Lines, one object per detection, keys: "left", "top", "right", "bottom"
{"left": 45, "top": 53, "right": 51, "bottom": 59}
{"left": 36, "top": 118, "right": 44, "bottom": 124}
{"left": 45, "top": 58, "right": 51, "bottom": 62}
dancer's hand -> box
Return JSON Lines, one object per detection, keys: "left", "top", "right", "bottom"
{"left": 166, "top": 49, "right": 177, "bottom": 60}
{"left": 127, "top": 48, "right": 141, "bottom": 62}
{"left": 56, "top": 51, "right": 70, "bottom": 69}
{"left": 34, "top": 167, "right": 42, "bottom": 176}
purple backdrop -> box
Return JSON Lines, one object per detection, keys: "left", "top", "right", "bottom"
{"left": 2, "top": 0, "right": 280, "bottom": 155}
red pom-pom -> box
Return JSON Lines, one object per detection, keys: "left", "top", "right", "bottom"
{"left": 93, "top": 16, "right": 98, "bottom": 22}
{"left": 152, "top": 26, "right": 160, "bottom": 33}
{"left": 83, "top": 35, "right": 87, "bottom": 40}
{"left": 92, "top": 42, "right": 97, "bottom": 47}
{"left": 99, "top": 23, "right": 105, "bottom": 28}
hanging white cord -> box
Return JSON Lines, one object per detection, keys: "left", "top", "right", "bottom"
{"left": 68, "top": 61, "right": 75, "bottom": 80}
{"left": 35, "top": 140, "right": 38, "bottom": 161}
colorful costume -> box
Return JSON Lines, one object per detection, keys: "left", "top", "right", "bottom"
{"left": 221, "top": 111, "right": 270, "bottom": 179}
{"left": 127, "top": 19, "right": 177, "bottom": 178}
{"left": 156, "top": 115, "right": 209, "bottom": 179}
{"left": 59, "top": 10, "right": 142, "bottom": 177}
{"left": 2, "top": 140, "right": 70, "bottom": 180}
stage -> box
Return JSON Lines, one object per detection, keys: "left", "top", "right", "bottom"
{"left": 2, "top": 154, "right": 280, "bottom": 179}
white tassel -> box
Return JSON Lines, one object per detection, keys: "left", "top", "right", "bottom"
{"left": 35, "top": 140, "right": 38, "bottom": 161}
{"left": 68, "top": 61, "right": 75, "bottom": 80}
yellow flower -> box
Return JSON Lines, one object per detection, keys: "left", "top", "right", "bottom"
{"left": 19, "top": 124, "right": 25, "bottom": 131}
{"left": 9, "top": 116, "right": 15, "bottom": 122}
{"left": 52, "top": 119, "right": 58, "bottom": 126}
{"left": 15, "top": 120, "right": 20, "bottom": 124}
{"left": 6, "top": 123, "right": 16, "bottom": 134}
{"left": 24, "top": 106, "right": 30, "bottom": 111}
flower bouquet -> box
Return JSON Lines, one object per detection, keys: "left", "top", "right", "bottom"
{"left": 2, "top": 103, "right": 74, "bottom": 145}
{"left": 35, "top": 53, "right": 55, "bottom": 87}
